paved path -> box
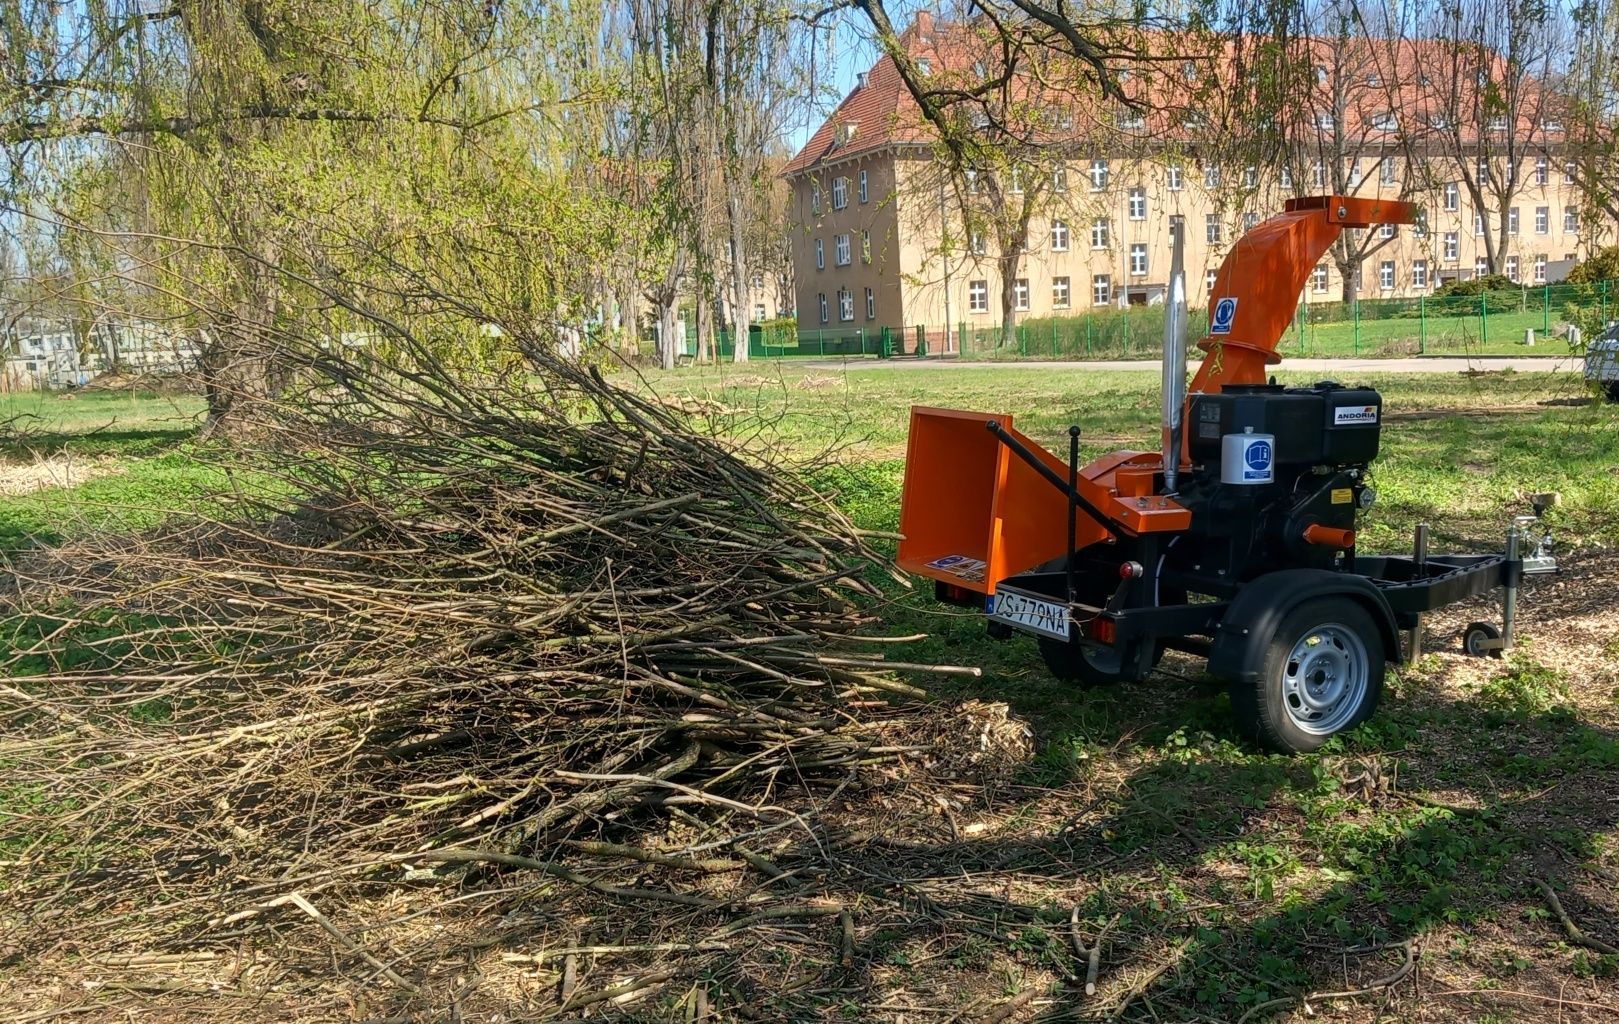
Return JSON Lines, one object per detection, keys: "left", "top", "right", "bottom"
{"left": 804, "top": 355, "right": 1579, "bottom": 374}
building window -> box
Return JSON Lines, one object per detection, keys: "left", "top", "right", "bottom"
{"left": 1347, "top": 160, "right": 1361, "bottom": 188}
{"left": 1414, "top": 210, "right": 1429, "bottom": 238}
{"left": 1565, "top": 207, "right": 1580, "bottom": 233}
{"left": 1052, "top": 219, "right": 1070, "bottom": 251}
{"left": 832, "top": 177, "right": 847, "bottom": 210}
{"left": 1128, "top": 188, "right": 1146, "bottom": 220}
{"left": 1130, "top": 243, "right": 1148, "bottom": 276}
{"left": 861, "top": 230, "right": 872, "bottom": 263}
{"left": 968, "top": 279, "right": 988, "bottom": 313}
{"left": 1444, "top": 232, "right": 1459, "bottom": 261}
{"left": 1280, "top": 165, "right": 1293, "bottom": 189}
{"left": 837, "top": 289, "right": 853, "bottom": 321}
{"left": 1376, "top": 223, "right": 1394, "bottom": 240}
{"left": 858, "top": 170, "right": 869, "bottom": 203}
{"left": 865, "top": 287, "right": 875, "bottom": 319}
{"left": 1091, "top": 218, "right": 1110, "bottom": 249}
{"left": 1053, "top": 276, "right": 1071, "bottom": 308}
{"left": 1093, "top": 274, "right": 1111, "bottom": 306}
{"left": 1475, "top": 257, "right": 1489, "bottom": 278}
{"left": 1014, "top": 278, "right": 1030, "bottom": 311}
{"left": 1444, "top": 182, "right": 1458, "bottom": 211}
{"left": 1488, "top": 115, "right": 1508, "bottom": 132}
{"left": 811, "top": 182, "right": 821, "bottom": 215}
{"left": 1476, "top": 156, "right": 1489, "bottom": 181}
{"left": 1312, "top": 161, "right": 1325, "bottom": 187}
{"left": 969, "top": 230, "right": 986, "bottom": 255}
{"left": 1009, "top": 166, "right": 1024, "bottom": 194}
{"left": 1506, "top": 255, "right": 1519, "bottom": 281}
{"left": 1533, "top": 158, "right": 1547, "bottom": 186}
{"left": 1052, "top": 165, "right": 1068, "bottom": 193}
{"left": 1508, "top": 207, "right": 1519, "bottom": 235}
{"left": 815, "top": 238, "right": 824, "bottom": 270}
{"left": 1316, "top": 111, "right": 1334, "bottom": 130}
{"left": 1564, "top": 161, "right": 1577, "bottom": 184}
{"left": 1379, "top": 157, "right": 1396, "bottom": 184}
{"left": 1243, "top": 211, "right": 1259, "bottom": 232}
{"left": 1243, "top": 165, "right": 1258, "bottom": 188}
{"left": 1205, "top": 214, "right": 1222, "bottom": 245}
{"left": 1204, "top": 165, "right": 1221, "bottom": 188}
{"left": 1380, "top": 260, "right": 1395, "bottom": 290}
{"left": 1534, "top": 254, "right": 1547, "bottom": 282}
{"left": 1315, "top": 64, "right": 1328, "bottom": 84}
{"left": 1474, "top": 212, "right": 1484, "bottom": 236}
{"left": 1167, "top": 165, "right": 1183, "bottom": 191}
{"left": 1534, "top": 206, "right": 1548, "bottom": 234}
{"left": 1413, "top": 260, "right": 1428, "bottom": 289}
{"left": 1090, "top": 159, "right": 1109, "bottom": 190}
{"left": 835, "top": 233, "right": 851, "bottom": 266}
{"left": 1312, "top": 265, "right": 1329, "bottom": 292}
{"left": 818, "top": 292, "right": 828, "bottom": 323}
{"left": 1373, "top": 111, "right": 1397, "bottom": 131}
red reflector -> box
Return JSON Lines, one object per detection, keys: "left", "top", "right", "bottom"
{"left": 1088, "top": 616, "right": 1117, "bottom": 645}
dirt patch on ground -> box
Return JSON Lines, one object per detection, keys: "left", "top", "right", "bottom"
{"left": 0, "top": 453, "right": 120, "bottom": 495}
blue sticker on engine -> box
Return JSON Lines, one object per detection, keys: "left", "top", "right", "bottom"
{"left": 1244, "top": 439, "right": 1272, "bottom": 471}
{"left": 1211, "top": 297, "right": 1238, "bottom": 334}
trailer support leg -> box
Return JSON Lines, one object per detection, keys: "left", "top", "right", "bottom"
{"left": 1408, "top": 522, "right": 1428, "bottom": 661}
{"left": 1066, "top": 426, "right": 1080, "bottom": 604}
{"left": 1502, "top": 522, "right": 1520, "bottom": 650}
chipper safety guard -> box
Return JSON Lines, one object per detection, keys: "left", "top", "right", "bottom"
{"left": 898, "top": 196, "right": 1557, "bottom": 753}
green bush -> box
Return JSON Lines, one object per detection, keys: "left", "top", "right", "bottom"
{"left": 1433, "top": 274, "right": 1516, "bottom": 297}
{"left": 1566, "top": 247, "right": 1619, "bottom": 285}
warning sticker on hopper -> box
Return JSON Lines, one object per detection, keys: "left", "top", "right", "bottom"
{"left": 1333, "top": 405, "right": 1379, "bottom": 425}
{"left": 925, "top": 554, "right": 988, "bottom": 582}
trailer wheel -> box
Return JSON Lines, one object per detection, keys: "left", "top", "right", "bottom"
{"left": 1463, "top": 621, "right": 1503, "bottom": 658}
{"left": 1038, "top": 637, "right": 1149, "bottom": 688}
{"left": 1606, "top": 382, "right": 1619, "bottom": 404}
{"left": 1233, "top": 597, "right": 1385, "bottom": 754}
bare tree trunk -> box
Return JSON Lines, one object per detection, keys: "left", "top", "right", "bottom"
{"left": 728, "top": 189, "right": 751, "bottom": 363}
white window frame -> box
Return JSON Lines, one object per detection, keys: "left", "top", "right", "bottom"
{"left": 1280, "top": 165, "right": 1293, "bottom": 189}
{"left": 1053, "top": 276, "right": 1071, "bottom": 309}
{"left": 861, "top": 229, "right": 871, "bottom": 263}
{"left": 1051, "top": 220, "right": 1070, "bottom": 251}
{"left": 1090, "top": 159, "right": 1109, "bottom": 191}
{"left": 1128, "top": 188, "right": 1146, "bottom": 220}
{"left": 831, "top": 176, "right": 847, "bottom": 210}
{"left": 1444, "top": 232, "right": 1459, "bottom": 261}
{"left": 1474, "top": 212, "right": 1484, "bottom": 236}
{"left": 1379, "top": 260, "right": 1395, "bottom": 290}
{"left": 811, "top": 182, "right": 821, "bottom": 215}
{"left": 817, "top": 292, "right": 828, "bottom": 323}
{"left": 969, "top": 230, "right": 986, "bottom": 256}
{"left": 865, "top": 287, "right": 875, "bottom": 319}
{"left": 1379, "top": 157, "right": 1396, "bottom": 184}
{"left": 1014, "top": 278, "right": 1030, "bottom": 311}
{"left": 1313, "top": 162, "right": 1326, "bottom": 187}
{"left": 1506, "top": 255, "right": 1519, "bottom": 282}
{"left": 1565, "top": 207, "right": 1580, "bottom": 233}
{"left": 1312, "top": 265, "right": 1328, "bottom": 292}
{"left": 838, "top": 288, "right": 854, "bottom": 321}
{"left": 815, "top": 238, "right": 824, "bottom": 270}
{"left": 968, "top": 279, "right": 988, "bottom": 314}
{"left": 1444, "top": 182, "right": 1458, "bottom": 211}
{"left": 1535, "top": 207, "right": 1549, "bottom": 234}
{"left": 1475, "top": 257, "right": 1489, "bottom": 278}
{"left": 1413, "top": 260, "right": 1428, "bottom": 289}
{"left": 1534, "top": 158, "right": 1547, "bottom": 186}
{"left": 858, "top": 170, "right": 869, "bottom": 203}
{"left": 1129, "top": 243, "right": 1148, "bottom": 276}
{"left": 834, "top": 233, "right": 851, "bottom": 266}
{"left": 1205, "top": 214, "right": 1222, "bottom": 245}
{"left": 1166, "top": 165, "right": 1183, "bottom": 191}
{"left": 1346, "top": 160, "right": 1361, "bottom": 188}
{"left": 1508, "top": 207, "right": 1519, "bottom": 235}
{"left": 1092, "top": 274, "right": 1111, "bottom": 306}
{"left": 1204, "top": 165, "right": 1221, "bottom": 189}
{"left": 1380, "top": 223, "right": 1395, "bottom": 239}
{"left": 1243, "top": 165, "right": 1257, "bottom": 188}
{"left": 1052, "top": 165, "right": 1068, "bottom": 193}
{"left": 1091, "top": 218, "right": 1110, "bottom": 250}
{"left": 1534, "top": 254, "right": 1547, "bottom": 282}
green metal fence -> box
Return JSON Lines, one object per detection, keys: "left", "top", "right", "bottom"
{"left": 679, "top": 278, "right": 1613, "bottom": 362}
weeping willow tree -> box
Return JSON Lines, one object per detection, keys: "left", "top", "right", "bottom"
{"left": 2, "top": 1, "right": 627, "bottom": 431}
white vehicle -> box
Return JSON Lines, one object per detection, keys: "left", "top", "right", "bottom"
{"left": 1584, "top": 321, "right": 1619, "bottom": 402}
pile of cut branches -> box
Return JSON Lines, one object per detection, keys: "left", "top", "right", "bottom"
{"left": 0, "top": 334, "right": 950, "bottom": 1019}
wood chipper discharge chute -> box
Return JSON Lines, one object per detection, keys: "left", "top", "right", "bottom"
{"left": 896, "top": 195, "right": 1559, "bottom": 753}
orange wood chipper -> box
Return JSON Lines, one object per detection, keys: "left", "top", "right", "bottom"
{"left": 898, "top": 196, "right": 1557, "bottom": 753}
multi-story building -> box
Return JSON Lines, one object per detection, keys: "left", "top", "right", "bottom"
{"left": 782, "top": 14, "right": 1593, "bottom": 350}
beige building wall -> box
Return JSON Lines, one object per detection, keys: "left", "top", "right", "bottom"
{"left": 788, "top": 149, "right": 1589, "bottom": 347}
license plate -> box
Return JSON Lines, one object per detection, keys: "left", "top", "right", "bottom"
{"left": 989, "top": 587, "right": 1072, "bottom": 640}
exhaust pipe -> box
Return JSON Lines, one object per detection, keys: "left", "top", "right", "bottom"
{"left": 1161, "top": 217, "right": 1188, "bottom": 492}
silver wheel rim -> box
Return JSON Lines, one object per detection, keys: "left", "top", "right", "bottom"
{"left": 1281, "top": 622, "right": 1369, "bottom": 735}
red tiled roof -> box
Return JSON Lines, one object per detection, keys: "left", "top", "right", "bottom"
{"left": 782, "top": 52, "right": 927, "bottom": 175}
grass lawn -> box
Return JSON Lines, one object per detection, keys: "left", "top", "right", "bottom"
{"left": 3, "top": 367, "right": 1615, "bottom": 1021}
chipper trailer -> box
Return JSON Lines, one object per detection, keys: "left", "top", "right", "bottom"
{"left": 897, "top": 196, "right": 1557, "bottom": 753}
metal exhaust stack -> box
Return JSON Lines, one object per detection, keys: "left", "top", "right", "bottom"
{"left": 1161, "top": 217, "right": 1188, "bottom": 492}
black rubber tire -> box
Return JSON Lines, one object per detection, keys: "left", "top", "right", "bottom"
{"left": 1038, "top": 635, "right": 1159, "bottom": 688}
{"left": 1606, "top": 382, "right": 1619, "bottom": 404}
{"left": 1463, "top": 621, "right": 1504, "bottom": 659}
{"left": 1231, "top": 596, "right": 1386, "bottom": 754}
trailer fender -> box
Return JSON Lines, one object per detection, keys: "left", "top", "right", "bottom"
{"left": 1208, "top": 569, "right": 1402, "bottom": 682}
